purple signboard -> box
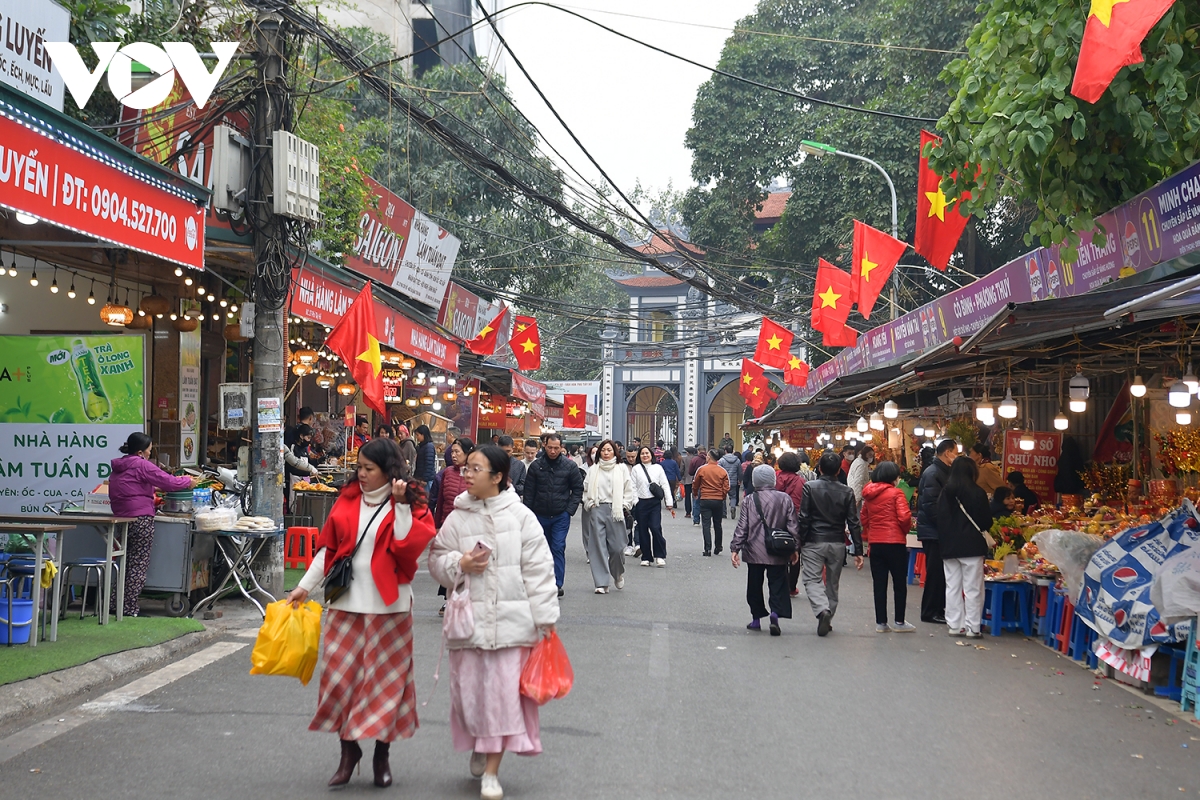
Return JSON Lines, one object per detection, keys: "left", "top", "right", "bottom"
{"left": 787, "top": 158, "right": 1200, "bottom": 406}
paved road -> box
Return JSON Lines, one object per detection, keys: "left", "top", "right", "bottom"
{"left": 2, "top": 510, "right": 1198, "bottom": 798}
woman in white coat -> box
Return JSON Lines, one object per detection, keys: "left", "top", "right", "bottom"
{"left": 630, "top": 445, "right": 675, "bottom": 568}
{"left": 429, "top": 445, "right": 560, "bottom": 800}
{"left": 582, "top": 439, "right": 634, "bottom": 593}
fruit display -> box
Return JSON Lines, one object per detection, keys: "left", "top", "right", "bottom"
{"left": 294, "top": 480, "right": 337, "bottom": 493}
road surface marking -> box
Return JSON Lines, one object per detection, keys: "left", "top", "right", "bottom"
{"left": 0, "top": 641, "right": 247, "bottom": 764}
{"left": 649, "top": 622, "right": 669, "bottom": 678}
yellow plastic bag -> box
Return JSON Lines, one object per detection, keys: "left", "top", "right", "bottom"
{"left": 249, "top": 599, "right": 322, "bottom": 686}
{"left": 39, "top": 559, "right": 57, "bottom": 589}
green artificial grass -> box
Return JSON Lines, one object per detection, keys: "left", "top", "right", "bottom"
{"left": 0, "top": 615, "right": 204, "bottom": 686}
{"left": 285, "top": 568, "right": 305, "bottom": 591}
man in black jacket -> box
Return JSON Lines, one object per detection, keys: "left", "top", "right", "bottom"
{"left": 798, "top": 451, "right": 864, "bottom": 637}
{"left": 917, "top": 439, "right": 957, "bottom": 624}
{"left": 523, "top": 433, "right": 584, "bottom": 596}
{"left": 498, "top": 435, "right": 526, "bottom": 497}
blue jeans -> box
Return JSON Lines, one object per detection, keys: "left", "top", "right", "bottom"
{"left": 537, "top": 512, "right": 571, "bottom": 587}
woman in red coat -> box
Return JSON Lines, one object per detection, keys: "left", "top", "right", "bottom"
{"left": 286, "top": 438, "right": 435, "bottom": 789}
{"left": 860, "top": 460, "right": 915, "bottom": 633}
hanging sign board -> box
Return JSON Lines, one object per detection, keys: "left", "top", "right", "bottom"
{"left": 1002, "top": 430, "right": 1061, "bottom": 507}
{"left": 0, "top": 334, "right": 144, "bottom": 513}
{"left": 0, "top": 0, "right": 69, "bottom": 110}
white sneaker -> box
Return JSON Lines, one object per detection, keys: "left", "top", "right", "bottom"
{"left": 615, "top": 574, "right": 625, "bottom": 589}
{"left": 947, "top": 627, "right": 966, "bottom": 636}
{"left": 964, "top": 630, "right": 983, "bottom": 639}
{"left": 594, "top": 586, "right": 607, "bottom": 594}
{"left": 655, "top": 558, "right": 666, "bottom": 568}
{"left": 481, "top": 773, "right": 503, "bottom": 800}
{"left": 640, "top": 560, "right": 652, "bottom": 567}
{"left": 623, "top": 545, "right": 635, "bottom": 556}
{"left": 891, "top": 621, "right": 917, "bottom": 632}
{"left": 469, "top": 751, "right": 487, "bottom": 778}
{"left": 875, "top": 623, "right": 889, "bottom": 633}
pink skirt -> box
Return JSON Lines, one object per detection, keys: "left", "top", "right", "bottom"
{"left": 310, "top": 610, "right": 418, "bottom": 742}
{"left": 449, "top": 646, "right": 542, "bottom": 756}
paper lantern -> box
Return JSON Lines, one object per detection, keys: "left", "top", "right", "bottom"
{"left": 172, "top": 316, "right": 199, "bottom": 332}
{"left": 140, "top": 295, "right": 170, "bottom": 316}
{"left": 101, "top": 303, "right": 133, "bottom": 327}
{"left": 336, "top": 383, "right": 356, "bottom": 396}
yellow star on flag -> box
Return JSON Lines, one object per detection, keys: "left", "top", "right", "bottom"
{"left": 519, "top": 337, "right": 538, "bottom": 354}
{"left": 1089, "top": 0, "right": 1130, "bottom": 27}
{"left": 751, "top": 386, "right": 761, "bottom": 397}
{"left": 515, "top": 322, "right": 528, "bottom": 333}
{"left": 355, "top": 333, "right": 383, "bottom": 377}
{"left": 788, "top": 355, "right": 802, "bottom": 371}
{"left": 818, "top": 285, "right": 842, "bottom": 309}
{"left": 925, "top": 189, "right": 951, "bottom": 222}
{"left": 475, "top": 324, "right": 493, "bottom": 340}
{"left": 567, "top": 404, "right": 580, "bottom": 417}
{"left": 742, "top": 374, "right": 753, "bottom": 385}
{"left": 766, "top": 333, "right": 783, "bottom": 351}
{"left": 860, "top": 251, "right": 878, "bottom": 282}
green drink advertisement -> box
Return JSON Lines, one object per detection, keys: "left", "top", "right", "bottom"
{"left": 0, "top": 335, "right": 144, "bottom": 513}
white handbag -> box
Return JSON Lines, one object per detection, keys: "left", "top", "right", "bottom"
{"left": 443, "top": 575, "right": 475, "bottom": 642}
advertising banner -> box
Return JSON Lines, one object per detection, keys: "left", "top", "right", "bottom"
{"left": 783, "top": 157, "right": 1200, "bottom": 406}
{"left": 179, "top": 318, "right": 200, "bottom": 466}
{"left": 347, "top": 176, "right": 460, "bottom": 309}
{"left": 1002, "top": 430, "right": 1061, "bottom": 507}
{"left": 0, "top": 334, "right": 144, "bottom": 513}
{"left": 0, "top": 0, "right": 69, "bottom": 110}
{"left": 0, "top": 112, "right": 206, "bottom": 270}
{"left": 510, "top": 371, "right": 546, "bottom": 419}
{"left": 290, "top": 266, "right": 358, "bottom": 326}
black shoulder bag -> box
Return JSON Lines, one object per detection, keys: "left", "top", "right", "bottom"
{"left": 752, "top": 491, "right": 798, "bottom": 557}
{"left": 640, "top": 463, "right": 665, "bottom": 501}
{"left": 322, "top": 501, "right": 389, "bottom": 604}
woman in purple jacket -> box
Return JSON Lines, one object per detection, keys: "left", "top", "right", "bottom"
{"left": 108, "top": 432, "right": 197, "bottom": 616}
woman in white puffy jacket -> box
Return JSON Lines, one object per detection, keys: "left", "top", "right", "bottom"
{"left": 428, "top": 444, "right": 560, "bottom": 800}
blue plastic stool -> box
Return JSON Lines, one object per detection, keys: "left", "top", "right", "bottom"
{"left": 1043, "top": 586, "right": 1066, "bottom": 648}
{"left": 983, "top": 581, "right": 1033, "bottom": 636}
{"left": 1068, "top": 614, "right": 1097, "bottom": 663}
{"left": 1155, "top": 645, "right": 1187, "bottom": 702}
{"left": 906, "top": 548, "right": 919, "bottom": 585}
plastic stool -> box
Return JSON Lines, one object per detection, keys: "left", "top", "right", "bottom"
{"left": 983, "top": 581, "right": 1033, "bottom": 636}
{"left": 284, "top": 527, "right": 319, "bottom": 569}
{"left": 907, "top": 548, "right": 919, "bottom": 585}
{"left": 1056, "top": 597, "right": 1076, "bottom": 654}
{"left": 1043, "top": 587, "right": 1066, "bottom": 648}
{"left": 1068, "top": 615, "right": 1096, "bottom": 663}
{"left": 60, "top": 558, "right": 115, "bottom": 621}
{"left": 1033, "top": 585, "right": 1049, "bottom": 635}
{"left": 1155, "top": 645, "right": 1187, "bottom": 702}
{"left": 0, "top": 577, "right": 33, "bottom": 645}
{"left": 914, "top": 552, "right": 926, "bottom": 587}
{"left": 2, "top": 560, "right": 44, "bottom": 642}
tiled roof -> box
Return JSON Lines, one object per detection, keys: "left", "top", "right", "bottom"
{"left": 756, "top": 191, "right": 791, "bottom": 221}
{"left": 611, "top": 274, "right": 685, "bottom": 287}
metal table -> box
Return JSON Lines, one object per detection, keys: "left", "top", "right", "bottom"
{"left": 0, "top": 522, "right": 71, "bottom": 646}
{"left": 292, "top": 490, "right": 338, "bottom": 531}
{"left": 189, "top": 529, "right": 283, "bottom": 618}
{"left": 0, "top": 512, "right": 134, "bottom": 627}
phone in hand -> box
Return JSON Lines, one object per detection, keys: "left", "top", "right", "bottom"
{"left": 472, "top": 541, "right": 492, "bottom": 559}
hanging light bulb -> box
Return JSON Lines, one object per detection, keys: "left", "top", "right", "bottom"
{"left": 1185, "top": 363, "right": 1199, "bottom": 394}
{"left": 231, "top": 304, "right": 238, "bottom": 313}
{"left": 28, "top": 268, "right": 37, "bottom": 287}
{"left": 862, "top": 432, "right": 874, "bottom": 442}
{"left": 1019, "top": 431, "right": 1036, "bottom": 451}
{"left": 184, "top": 276, "right": 193, "bottom": 286}
{"left": 998, "top": 388, "right": 1018, "bottom": 419}
{"left": 1130, "top": 375, "right": 1147, "bottom": 398}
{"left": 174, "top": 267, "right": 183, "bottom": 277}
{"left": 869, "top": 412, "right": 884, "bottom": 431}
{"left": 87, "top": 280, "right": 96, "bottom": 305}
{"left": 1054, "top": 411, "right": 1069, "bottom": 431}
{"left": 1169, "top": 379, "right": 1191, "bottom": 408}
{"left": 1177, "top": 410, "right": 1192, "bottom": 426}
{"left": 1068, "top": 366, "right": 1089, "bottom": 413}
{"left": 883, "top": 400, "right": 898, "bottom": 419}
{"left": 913, "top": 425, "right": 925, "bottom": 437}
{"left": 856, "top": 416, "right": 868, "bottom": 433}
{"left": 49, "top": 268, "right": 58, "bottom": 293}
{"left": 976, "top": 403, "right": 995, "bottom": 426}
{"left": 66, "top": 276, "right": 76, "bottom": 298}
{"left": 843, "top": 428, "right": 854, "bottom": 441}
{"left": 7, "top": 249, "right": 15, "bottom": 277}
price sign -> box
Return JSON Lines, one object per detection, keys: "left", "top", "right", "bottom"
{"left": 0, "top": 112, "right": 206, "bottom": 270}
{"left": 1002, "top": 430, "right": 1062, "bottom": 506}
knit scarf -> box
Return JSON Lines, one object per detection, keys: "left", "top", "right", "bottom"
{"left": 585, "top": 457, "right": 625, "bottom": 521}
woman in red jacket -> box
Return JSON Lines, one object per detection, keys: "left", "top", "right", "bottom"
{"left": 286, "top": 438, "right": 436, "bottom": 789}
{"left": 860, "top": 461, "right": 915, "bottom": 633}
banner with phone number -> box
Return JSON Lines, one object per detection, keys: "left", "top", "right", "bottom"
{"left": 0, "top": 111, "right": 206, "bottom": 270}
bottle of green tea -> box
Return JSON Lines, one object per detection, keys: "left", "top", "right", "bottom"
{"left": 71, "top": 339, "right": 111, "bottom": 422}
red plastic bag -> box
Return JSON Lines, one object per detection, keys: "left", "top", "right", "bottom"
{"left": 519, "top": 631, "right": 573, "bottom": 705}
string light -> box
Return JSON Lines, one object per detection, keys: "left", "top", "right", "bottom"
{"left": 87, "top": 279, "right": 96, "bottom": 305}
{"left": 174, "top": 267, "right": 183, "bottom": 277}
{"left": 29, "top": 265, "right": 37, "bottom": 286}
{"left": 67, "top": 275, "right": 76, "bottom": 298}
{"left": 49, "top": 268, "right": 59, "bottom": 293}
{"left": 8, "top": 249, "right": 16, "bottom": 277}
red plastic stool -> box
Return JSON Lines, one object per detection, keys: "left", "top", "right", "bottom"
{"left": 915, "top": 553, "right": 927, "bottom": 587}
{"left": 1056, "top": 597, "right": 1075, "bottom": 654}
{"left": 284, "top": 527, "right": 319, "bottom": 569}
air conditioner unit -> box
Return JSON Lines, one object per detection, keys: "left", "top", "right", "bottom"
{"left": 272, "top": 130, "right": 320, "bottom": 222}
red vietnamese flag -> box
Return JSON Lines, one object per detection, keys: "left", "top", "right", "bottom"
{"left": 753, "top": 317, "right": 793, "bottom": 370}
{"left": 739, "top": 359, "right": 765, "bottom": 401}
{"left": 811, "top": 259, "right": 853, "bottom": 335}
{"left": 851, "top": 220, "right": 907, "bottom": 319}
{"left": 914, "top": 130, "right": 971, "bottom": 271}
{"left": 324, "top": 283, "right": 386, "bottom": 415}
{"left": 509, "top": 315, "right": 541, "bottom": 371}
{"left": 467, "top": 306, "right": 508, "bottom": 356}
{"left": 747, "top": 382, "right": 778, "bottom": 416}
{"left": 784, "top": 353, "right": 810, "bottom": 388}
{"left": 1071, "top": 0, "right": 1175, "bottom": 103}
{"left": 823, "top": 324, "right": 859, "bottom": 349}
{"left": 562, "top": 393, "right": 586, "bottom": 429}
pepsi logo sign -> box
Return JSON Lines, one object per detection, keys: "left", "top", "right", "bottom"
{"left": 1150, "top": 620, "right": 1168, "bottom": 638}
{"left": 1113, "top": 608, "right": 1128, "bottom": 627}
{"left": 1111, "top": 566, "right": 1140, "bottom": 586}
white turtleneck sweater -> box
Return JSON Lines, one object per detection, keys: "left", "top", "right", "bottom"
{"left": 297, "top": 483, "right": 414, "bottom": 614}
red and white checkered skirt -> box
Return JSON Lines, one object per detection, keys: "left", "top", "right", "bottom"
{"left": 309, "top": 610, "right": 419, "bottom": 742}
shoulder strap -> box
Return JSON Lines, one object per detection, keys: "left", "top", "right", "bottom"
{"left": 956, "top": 497, "right": 982, "bottom": 533}
{"left": 640, "top": 463, "right": 652, "bottom": 482}
{"left": 751, "top": 490, "right": 769, "bottom": 526}
{"left": 348, "top": 500, "right": 389, "bottom": 559}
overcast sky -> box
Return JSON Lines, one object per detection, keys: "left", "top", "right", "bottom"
{"left": 476, "top": 1, "right": 762, "bottom": 203}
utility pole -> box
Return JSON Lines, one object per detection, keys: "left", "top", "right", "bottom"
{"left": 249, "top": 11, "right": 289, "bottom": 597}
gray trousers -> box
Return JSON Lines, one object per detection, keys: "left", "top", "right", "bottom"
{"left": 587, "top": 503, "right": 627, "bottom": 588}
{"left": 581, "top": 504, "right": 592, "bottom": 558}
{"left": 802, "top": 541, "right": 846, "bottom": 619}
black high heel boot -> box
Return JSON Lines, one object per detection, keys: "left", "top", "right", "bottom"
{"left": 329, "top": 739, "right": 362, "bottom": 788}
{"left": 373, "top": 741, "right": 392, "bottom": 788}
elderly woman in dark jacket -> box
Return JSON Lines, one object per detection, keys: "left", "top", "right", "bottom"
{"left": 936, "top": 456, "right": 994, "bottom": 639}
{"left": 730, "top": 464, "right": 800, "bottom": 636}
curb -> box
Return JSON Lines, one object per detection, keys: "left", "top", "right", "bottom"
{"left": 0, "top": 624, "right": 231, "bottom": 727}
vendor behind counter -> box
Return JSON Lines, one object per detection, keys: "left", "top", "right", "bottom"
{"left": 109, "top": 431, "right": 199, "bottom": 617}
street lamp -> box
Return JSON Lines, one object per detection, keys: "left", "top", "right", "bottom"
{"left": 800, "top": 139, "right": 900, "bottom": 320}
